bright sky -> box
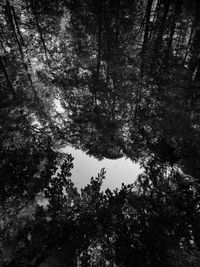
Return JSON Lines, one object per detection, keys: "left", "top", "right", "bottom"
{"left": 63, "top": 146, "right": 142, "bottom": 191}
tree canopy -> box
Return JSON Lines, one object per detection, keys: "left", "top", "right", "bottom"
{"left": 1, "top": 0, "right": 200, "bottom": 266}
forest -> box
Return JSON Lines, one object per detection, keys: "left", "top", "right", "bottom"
{"left": 1, "top": 0, "right": 200, "bottom": 266}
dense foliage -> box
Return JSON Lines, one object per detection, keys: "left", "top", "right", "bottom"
{"left": 1, "top": 0, "right": 200, "bottom": 266}
{"left": 1, "top": 159, "right": 200, "bottom": 266}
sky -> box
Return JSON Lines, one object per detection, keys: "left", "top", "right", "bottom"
{"left": 63, "top": 146, "right": 142, "bottom": 191}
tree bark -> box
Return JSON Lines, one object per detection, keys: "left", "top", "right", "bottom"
{"left": 0, "top": 56, "right": 16, "bottom": 100}
{"left": 140, "top": 0, "right": 153, "bottom": 78}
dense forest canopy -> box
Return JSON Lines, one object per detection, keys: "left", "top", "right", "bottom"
{"left": 1, "top": 0, "right": 200, "bottom": 266}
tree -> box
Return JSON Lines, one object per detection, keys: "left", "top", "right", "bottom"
{"left": 1, "top": 1, "right": 200, "bottom": 266}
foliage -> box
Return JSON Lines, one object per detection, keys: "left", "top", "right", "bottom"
{"left": 1, "top": 0, "right": 200, "bottom": 266}
{"left": 1, "top": 156, "right": 200, "bottom": 266}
